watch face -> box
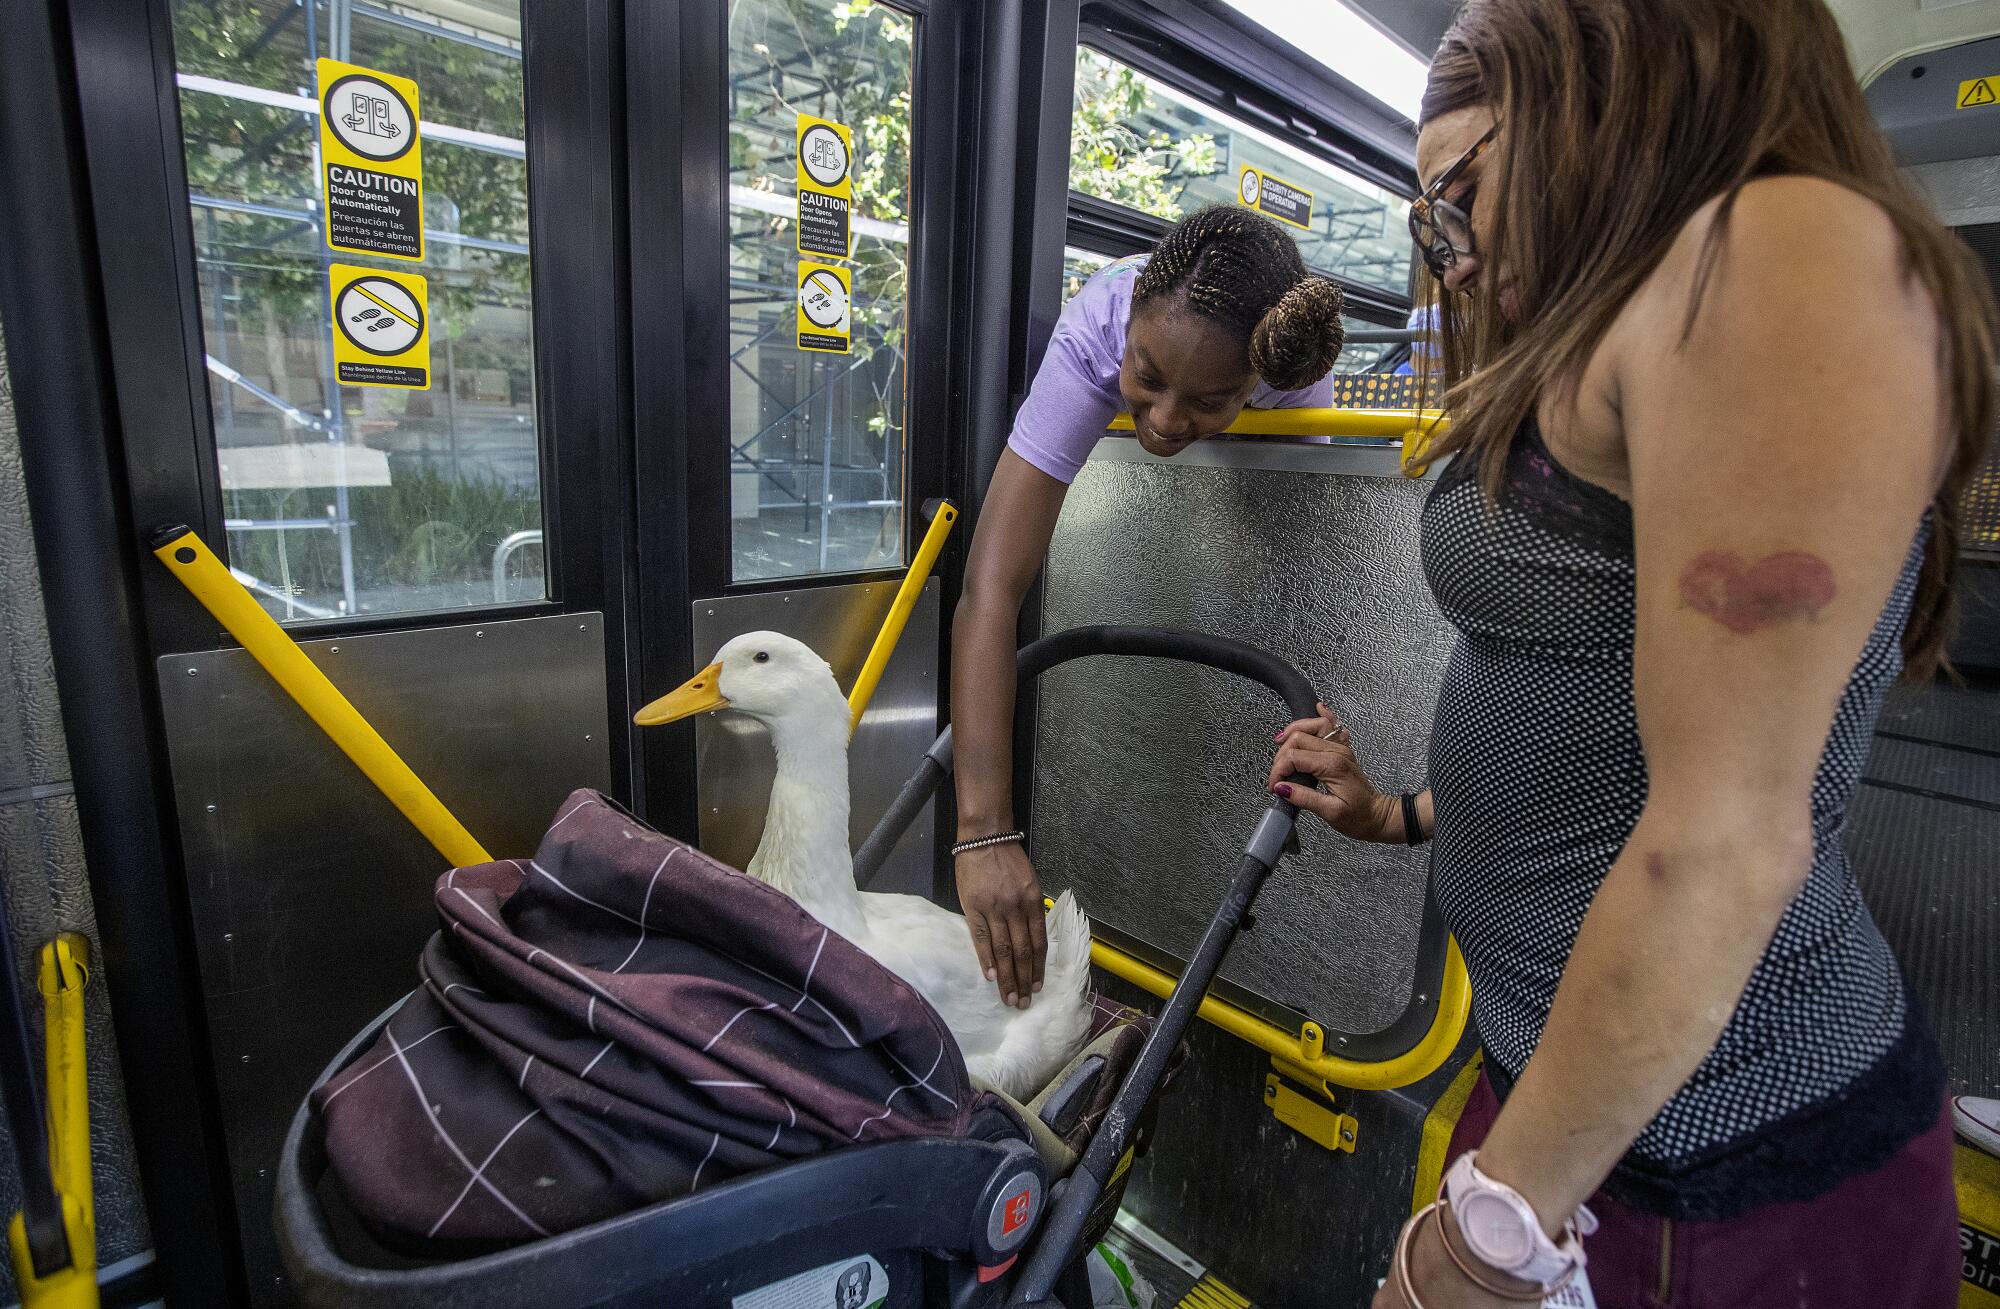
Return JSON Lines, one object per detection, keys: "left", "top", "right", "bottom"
{"left": 1458, "top": 1191, "right": 1535, "bottom": 1267}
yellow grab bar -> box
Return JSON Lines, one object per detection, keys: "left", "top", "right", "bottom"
{"left": 1108, "top": 405, "right": 1448, "bottom": 441}
{"left": 1086, "top": 931, "right": 1471, "bottom": 1093}
{"left": 38, "top": 939, "right": 91, "bottom": 1232}
{"left": 1108, "top": 406, "right": 1451, "bottom": 479}
{"left": 152, "top": 526, "right": 493, "bottom": 868}
{"left": 8, "top": 936, "right": 98, "bottom": 1309}
{"left": 848, "top": 500, "right": 958, "bottom": 734}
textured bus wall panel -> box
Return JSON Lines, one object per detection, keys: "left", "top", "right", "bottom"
{"left": 0, "top": 322, "right": 153, "bottom": 1303}
{"left": 1036, "top": 459, "right": 1449, "bottom": 1035}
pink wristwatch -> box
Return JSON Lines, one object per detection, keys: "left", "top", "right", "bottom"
{"left": 1442, "top": 1152, "right": 1597, "bottom": 1288}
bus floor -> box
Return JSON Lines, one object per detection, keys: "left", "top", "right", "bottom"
{"left": 1102, "top": 1211, "right": 1258, "bottom": 1309}
{"left": 1854, "top": 668, "right": 2000, "bottom": 1097}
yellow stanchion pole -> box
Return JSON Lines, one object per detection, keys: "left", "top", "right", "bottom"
{"left": 7, "top": 937, "right": 98, "bottom": 1309}
{"left": 847, "top": 499, "right": 957, "bottom": 734}
{"left": 150, "top": 525, "right": 492, "bottom": 868}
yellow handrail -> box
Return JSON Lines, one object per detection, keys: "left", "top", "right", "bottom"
{"left": 848, "top": 500, "right": 958, "bottom": 734}
{"left": 1108, "top": 405, "right": 1447, "bottom": 440}
{"left": 1106, "top": 406, "right": 1450, "bottom": 478}
{"left": 39, "top": 939, "right": 91, "bottom": 1239}
{"left": 8, "top": 936, "right": 98, "bottom": 1309}
{"left": 152, "top": 526, "right": 493, "bottom": 868}
{"left": 1087, "top": 930, "right": 1471, "bottom": 1093}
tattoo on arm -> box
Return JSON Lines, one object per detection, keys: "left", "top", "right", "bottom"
{"left": 1678, "top": 551, "right": 1837, "bottom": 634}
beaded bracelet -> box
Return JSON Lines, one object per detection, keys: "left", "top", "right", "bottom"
{"left": 950, "top": 831, "right": 1025, "bottom": 857}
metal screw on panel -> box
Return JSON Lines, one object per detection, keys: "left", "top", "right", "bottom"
{"left": 782, "top": 596, "right": 790, "bottom": 603}
{"left": 476, "top": 630, "right": 485, "bottom": 638}
{"left": 1417, "top": 994, "right": 1428, "bottom": 1004}
{"left": 222, "top": 933, "right": 234, "bottom": 942}
{"left": 329, "top": 646, "right": 339, "bottom": 653}
{"left": 186, "top": 668, "right": 198, "bottom": 676}
{"left": 1341, "top": 1128, "right": 1355, "bottom": 1144}
{"left": 1337, "top": 1036, "right": 1350, "bottom": 1048}
{"left": 584, "top": 735, "right": 593, "bottom": 742}
{"left": 579, "top": 624, "right": 588, "bottom": 631}
{"left": 206, "top": 804, "right": 217, "bottom": 813}
{"left": 240, "top": 1054, "right": 252, "bottom": 1064}
{"left": 707, "top": 609, "right": 716, "bottom": 616}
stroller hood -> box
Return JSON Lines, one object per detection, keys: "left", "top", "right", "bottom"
{"left": 314, "top": 788, "right": 976, "bottom": 1252}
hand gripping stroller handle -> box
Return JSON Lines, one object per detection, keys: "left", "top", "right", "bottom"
{"left": 853, "top": 625, "right": 1320, "bottom": 888}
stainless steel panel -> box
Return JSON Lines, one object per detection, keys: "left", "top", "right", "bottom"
{"left": 0, "top": 319, "right": 71, "bottom": 797}
{"left": 1035, "top": 459, "right": 1450, "bottom": 1035}
{"left": 1908, "top": 155, "right": 2000, "bottom": 227}
{"left": 690, "top": 580, "right": 941, "bottom": 896}
{"left": 155, "top": 612, "right": 610, "bottom": 1298}
{"left": 0, "top": 318, "right": 151, "bottom": 1308}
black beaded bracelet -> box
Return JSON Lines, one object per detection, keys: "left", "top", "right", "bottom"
{"left": 951, "top": 831, "right": 1025, "bottom": 857}
{"left": 1401, "top": 793, "right": 1427, "bottom": 846}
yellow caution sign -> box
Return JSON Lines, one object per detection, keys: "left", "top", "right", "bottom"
{"left": 318, "top": 59, "right": 425, "bottom": 260}
{"left": 1960, "top": 76, "right": 1999, "bottom": 110}
{"left": 797, "top": 261, "right": 852, "bottom": 354}
{"left": 1238, "top": 166, "right": 1314, "bottom": 230}
{"left": 330, "top": 264, "right": 430, "bottom": 389}
{"left": 796, "top": 114, "right": 855, "bottom": 260}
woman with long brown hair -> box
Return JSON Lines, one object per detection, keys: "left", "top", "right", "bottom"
{"left": 1268, "top": 1, "right": 1994, "bottom": 1304}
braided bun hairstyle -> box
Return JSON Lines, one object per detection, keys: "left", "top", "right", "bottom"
{"left": 1132, "top": 205, "right": 1346, "bottom": 391}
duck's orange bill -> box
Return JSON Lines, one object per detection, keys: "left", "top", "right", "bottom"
{"left": 634, "top": 662, "right": 727, "bottom": 726}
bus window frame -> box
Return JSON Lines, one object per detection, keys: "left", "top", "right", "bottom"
{"left": 1066, "top": 4, "right": 1424, "bottom": 328}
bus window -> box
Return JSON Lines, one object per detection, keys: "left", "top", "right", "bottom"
{"left": 726, "top": 0, "right": 916, "bottom": 582}
{"left": 1069, "top": 48, "right": 1414, "bottom": 297}
{"left": 168, "top": 0, "right": 542, "bottom": 621}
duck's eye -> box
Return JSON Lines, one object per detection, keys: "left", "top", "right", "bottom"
{"left": 754, "top": 651, "right": 771, "bottom": 663}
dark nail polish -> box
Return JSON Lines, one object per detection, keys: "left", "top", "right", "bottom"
{"left": 1275, "top": 784, "right": 1293, "bottom": 798}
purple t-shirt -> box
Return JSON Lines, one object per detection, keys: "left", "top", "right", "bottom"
{"left": 1007, "top": 254, "right": 1335, "bottom": 484}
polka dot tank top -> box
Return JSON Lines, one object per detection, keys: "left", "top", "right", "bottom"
{"left": 1421, "top": 421, "right": 1944, "bottom": 1220}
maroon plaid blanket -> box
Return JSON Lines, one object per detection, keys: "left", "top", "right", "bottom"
{"left": 315, "top": 789, "right": 975, "bottom": 1252}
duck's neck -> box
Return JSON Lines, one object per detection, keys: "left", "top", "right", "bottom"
{"left": 745, "top": 694, "right": 860, "bottom": 911}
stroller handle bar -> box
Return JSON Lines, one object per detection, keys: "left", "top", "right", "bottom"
{"left": 852, "top": 625, "right": 1318, "bottom": 885}
{"left": 852, "top": 625, "right": 1320, "bottom": 1306}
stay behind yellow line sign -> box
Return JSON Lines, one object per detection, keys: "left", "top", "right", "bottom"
{"left": 329, "top": 264, "right": 430, "bottom": 389}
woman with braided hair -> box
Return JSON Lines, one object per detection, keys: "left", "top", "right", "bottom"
{"left": 949, "top": 204, "right": 1347, "bottom": 1011}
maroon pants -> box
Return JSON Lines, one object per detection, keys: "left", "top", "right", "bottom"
{"left": 1445, "top": 1071, "right": 1960, "bottom": 1308}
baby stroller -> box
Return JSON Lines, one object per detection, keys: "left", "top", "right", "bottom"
{"left": 274, "top": 626, "right": 1320, "bottom": 1308}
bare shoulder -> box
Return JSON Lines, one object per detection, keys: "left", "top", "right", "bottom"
{"left": 1613, "top": 176, "right": 1936, "bottom": 375}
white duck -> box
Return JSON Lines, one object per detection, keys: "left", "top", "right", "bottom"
{"left": 634, "top": 632, "right": 1095, "bottom": 1101}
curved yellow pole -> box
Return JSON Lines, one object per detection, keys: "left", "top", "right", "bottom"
{"left": 1108, "top": 405, "right": 1449, "bottom": 442}
{"left": 151, "top": 526, "right": 492, "bottom": 868}
{"left": 848, "top": 500, "right": 958, "bottom": 734}
{"left": 1087, "top": 933, "right": 1472, "bottom": 1093}
{"left": 8, "top": 937, "right": 97, "bottom": 1309}
{"left": 38, "top": 939, "right": 90, "bottom": 1234}
{"left": 1108, "top": 406, "right": 1451, "bottom": 480}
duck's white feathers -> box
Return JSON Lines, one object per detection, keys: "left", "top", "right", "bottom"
{"left": 702, "top": 632, "right": 1095, "bottom": 1100}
